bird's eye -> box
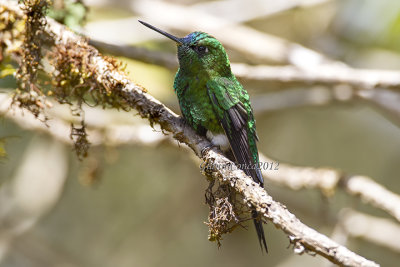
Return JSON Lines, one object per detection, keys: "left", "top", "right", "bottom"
{"left": 196, "top": 46, "right": 208, "bottom": 54}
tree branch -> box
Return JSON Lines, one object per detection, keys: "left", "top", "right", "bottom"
{"left": 231, "top": 63, "right": 400, "bottom": 90}
{"left": 204, "top": 151, "right": 377, "bottom": 266}
{"left": 3, "top": 91, "right": 399, "bottom": 228}
{"left": 261, "top": 153, "right": 400, "bottom": 223}
{"left": 336, "top": 209, "right": 400, "bottom": 253}
{"left": 0, "top": 1, "right": 380, "bottom": 266}
{"left": 87, "top": 38, "right": 400, "bottom": 225}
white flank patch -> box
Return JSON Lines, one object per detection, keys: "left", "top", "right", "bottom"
{"left": 206, "top": 131, "right": 230, "bottom": 151}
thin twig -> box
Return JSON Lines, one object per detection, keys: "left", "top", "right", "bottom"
{"left": 232, "top": 63, "right": 400, "bottom": 90}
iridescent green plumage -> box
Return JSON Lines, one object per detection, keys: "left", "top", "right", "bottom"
{"left": 140, "top": 21, "right": 267, "bottom": 252}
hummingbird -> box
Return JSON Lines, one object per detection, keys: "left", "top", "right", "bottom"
{"left": 139, "top": 20, "right": 267, "bottom": 253}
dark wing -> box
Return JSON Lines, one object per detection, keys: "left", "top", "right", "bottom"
{"left": 207, "top": 78, "right": 263, "bottom": 186}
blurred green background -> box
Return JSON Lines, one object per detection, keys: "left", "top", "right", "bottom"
{"left": 1, "top": 0, "right": 400, "bottom": 266}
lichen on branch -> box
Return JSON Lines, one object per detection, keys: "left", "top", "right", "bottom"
{"left": 13, "top": 0, "right": 50, "bottom": 120}
{"left": 8, "top": 0, "right": 132, "bottom": 158}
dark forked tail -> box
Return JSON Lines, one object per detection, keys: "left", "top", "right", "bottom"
{"left": 253, "top": 168, "right": 268, "bottom": 253}
{"left": 252, "top": 210, "right": 268, "bottom": 253}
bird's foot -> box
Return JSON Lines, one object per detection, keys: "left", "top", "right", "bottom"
{"left": 201, "top": 143, "right": 214, "bottom": 156}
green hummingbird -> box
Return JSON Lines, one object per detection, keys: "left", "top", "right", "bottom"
{"left": 139, "top": 20, "right": 267, "bottom": 253}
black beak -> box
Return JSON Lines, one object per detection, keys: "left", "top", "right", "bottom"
{"left": 139, "top": 20, "right": 183, "bottom": 45}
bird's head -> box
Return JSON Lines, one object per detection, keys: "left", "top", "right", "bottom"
{"left": 139, "top": 20, "right": 231, "bottom": 77}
